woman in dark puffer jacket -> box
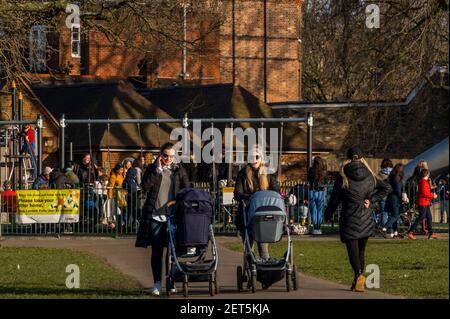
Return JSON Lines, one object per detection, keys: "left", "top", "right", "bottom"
{"left": 325, "top": 147, "right": 391, "bottom": 293}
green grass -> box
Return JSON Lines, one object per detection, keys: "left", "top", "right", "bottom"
{"left": 0, "top": 247, "right": 147, "bottom": 299}
{"left": 225, "top": 239, "right": 449, "bottom": 299}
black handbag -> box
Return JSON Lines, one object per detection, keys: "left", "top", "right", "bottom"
{"left": 135, "top": 214, "right": 152, "bottom": 248}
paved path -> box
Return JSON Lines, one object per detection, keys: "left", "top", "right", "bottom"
{"left": 0, "top": 235, "right": 406, "bottom": 299}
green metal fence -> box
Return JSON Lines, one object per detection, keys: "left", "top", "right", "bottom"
{"left": 2, "top": 179, "right": 446, "bottom": 237}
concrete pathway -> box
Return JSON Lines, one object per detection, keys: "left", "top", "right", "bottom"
{"left": 0, "top": 235, "right": 406, "bottom": 299}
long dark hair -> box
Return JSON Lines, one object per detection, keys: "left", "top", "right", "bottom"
{"left": 390, "top": 163, "right": 404, "bottom": 181}
{"left": 312, "top": 156, "right": 327, "bottom": 182}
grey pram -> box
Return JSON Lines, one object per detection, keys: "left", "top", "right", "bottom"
{"left": 236, "top": 190, "right": 298, "bottom": 293}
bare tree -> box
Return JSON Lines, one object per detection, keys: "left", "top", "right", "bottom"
{"left": 301, "top": 0, "right": 449, "bottom": 102}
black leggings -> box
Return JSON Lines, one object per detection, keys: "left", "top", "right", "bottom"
{"left": 345, "top": 237, "right": 369, "bottom": 277}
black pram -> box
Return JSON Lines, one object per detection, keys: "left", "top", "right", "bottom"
{"left": 166, "top": 188, "right": 219, "bottom": 297}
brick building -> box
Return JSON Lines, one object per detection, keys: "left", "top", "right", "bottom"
{"left": 20, "top": 0, "right": 303, "bottom": 102}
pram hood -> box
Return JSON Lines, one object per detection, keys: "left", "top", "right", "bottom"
{"left": 175, "top": 187, "right": 213, "bottom": 204}
{"left": 247, "top": 190, "right": 285, "bottom": 224}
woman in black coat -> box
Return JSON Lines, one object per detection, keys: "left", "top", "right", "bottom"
{"left": 325, "top": 147, "right": 391, "bottom": 292}
{"left": 234, "top": 147, "right": 280, "bottom": 265}
{"left": 383, "top": 164, "right": 405, "bottom": 238}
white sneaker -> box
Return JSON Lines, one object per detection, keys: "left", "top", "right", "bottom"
{"left": 151, "top": 282, "right": 161, "bottom": 296}
{"left": 170, "top": 287, "right": 178, "bottom": 294}
{"left": 187, "top": 247, "right": 196, "bottom": 255}
{"left": 393, "top": 231, "right": 398, "bottom": 237}
{"left": 382, "top": 228, "right": 387, "bottom": 232}
{"left": 389, "top": 233, "right": 394, "bottom": 238}
{"left": 316, "top": 229, "right": 322, "bottom": 235}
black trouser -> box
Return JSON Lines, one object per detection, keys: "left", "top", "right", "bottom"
{"left": 345, "top": 237, "right": 369, "bottom": 277}
{"left": 409, "top": 205, "right": 434, "bottom": 235}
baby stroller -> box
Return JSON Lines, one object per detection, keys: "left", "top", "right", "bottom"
{"left": 166, "top": 188, "right": 219, "bottom": 297}
{"left": 237, "top": 190, "right": 298, "bottom": 293}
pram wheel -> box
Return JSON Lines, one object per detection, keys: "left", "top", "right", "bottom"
{"left": 286, "top": 264, "right": 292, "bottom": 292}
{"left": 251, "top": 265, "right": 257, "bottom": 293}
{"left": 292, "top": 264, "right": 299, "bottom": 291}
{"left": 209, "top": 277, "right": 215, "bottom": 296}
{"left": 236, "top": 266, "right": 243, "bottom": 292}
{"left": 183, "top": 280, "right": 189, "bottom": 298}
{"left": 214, "top": 273, "right": 220, "bottom": 295}
{"left": 166, "top": 277, "right": 172, "bottom": 297}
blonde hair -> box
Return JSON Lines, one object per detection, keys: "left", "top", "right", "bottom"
{"left": 246, "top": 165, "right": 269, "bottom": 192}
{"left": 340, "top": 158, "right": 378, "bottom": 189}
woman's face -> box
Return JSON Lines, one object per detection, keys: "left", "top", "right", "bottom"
{"left": 125, "top": 161, "right": 132, "bottom": 170}
{"left": 118, "top": 167, "right": 124, "bottom": 175}
{"left": 82, "top": 155, "right": 91, "bottom": 165}
{"left": 249, "top": 153, "right": 262, "bottom": 169}
{"left": 161, "top": 148, "right": 175, "bottom": 166}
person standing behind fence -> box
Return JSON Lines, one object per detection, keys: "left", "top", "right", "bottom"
{"left": 407, "top": 169, "right": 439, "bottom": 240}
{"left": 140, "top": 142, "right": 190, "bottom": 296}
{"left": 133, "top": 157, "right": 145, "bottom": 212}
{"left": 383, "top": 164, "right": 405, "bottom": 238}
{"left": 123, "top": 159, "right": 133, "bottom": 177}
{"left": 32, "top": 166, "right": 53, "bottom": 189}
{"left": 64, "top": 162, "right": 79, "bottom": 187}
{"left": 49, "top": 168, "right": 69, "bottom": 189}
{"left": 378, "top": 159, "right": 393, "bottom": 231}
{"left": 75, "top": 153, "right": 98, "bottom": 186}
{"left": 438, "top": 177, "right": 448, "bottom": 223}
{"left": 95, "top": 174, "right": 109, "bottom": 225}
{"left": 108, "top": 163, "right": 126, "bottom": 229}
{"left": 308, "top": 156, "right": 328, "bottom": 235}
{"left": 324, "top": 147, "right": 391, "bottom": 293}
{"left": 123, "top": 164, "right": 139, "bottom": 229}
{"left": 1, "top": 180, "right": 17, "bottom": 214}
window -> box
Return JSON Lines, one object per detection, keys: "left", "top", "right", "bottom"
{"left": 29, "top": 25, "right": 47, "bottom": 73}
{"left": 71, "top": 25, "right": 81, "bottom": 58}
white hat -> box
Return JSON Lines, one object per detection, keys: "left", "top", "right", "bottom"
{"left": 248, "top": 145, "right": 265, "bottom": 163}
{"left": 43, "top": 167, "right": 53, "bottom": 175}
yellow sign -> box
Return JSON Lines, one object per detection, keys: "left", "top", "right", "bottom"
{"left": 16, "top": 189, "right": 80, "bottom": 224}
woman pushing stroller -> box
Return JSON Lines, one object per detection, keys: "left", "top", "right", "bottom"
{"left": 234, "top": 146, "right": 280, "bottom": 261}
{"left": 139, "top": 142, "right": 190, "bottom": 296}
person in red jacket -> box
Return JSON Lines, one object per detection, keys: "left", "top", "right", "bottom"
{"left": 408, "top": 169, "right": 439, "bottom": 240}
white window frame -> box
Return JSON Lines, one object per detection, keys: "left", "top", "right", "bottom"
{"left": 71, "top": 24, "right": 81, "bottom": 58}
{"left": 29, "top": 25, "right": 47, "bottom": 73}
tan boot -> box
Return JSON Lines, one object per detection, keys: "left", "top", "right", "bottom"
{"left": 355, "top": 275, "right": 366, "bottom": 292}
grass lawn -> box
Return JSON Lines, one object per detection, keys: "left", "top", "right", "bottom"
{"left": 225, "top": 239, "right": 449, "bottom": 299}
{"left": 0, "top": 247, "right": 147, "bottom": 299}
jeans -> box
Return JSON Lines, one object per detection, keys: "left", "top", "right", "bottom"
{"left": 150, "top": 220, "right": 167, "bottom": 283}
{"left": 409, "top": 205, "right": 434, "bottom": 235}
{"left": 440, "top": 199, "right": 449, "bottom": 222}
{"left": 384, "top": 204, "right": 401, "bottom": 232}
{"left": 379, "top": 198, "right": 389, "bottom": 227}
{"left": 240, "top": 231, "right": 269, "bottom": 260}
{"left": 309, "top": 190, "right": 325, "bottom": 230}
